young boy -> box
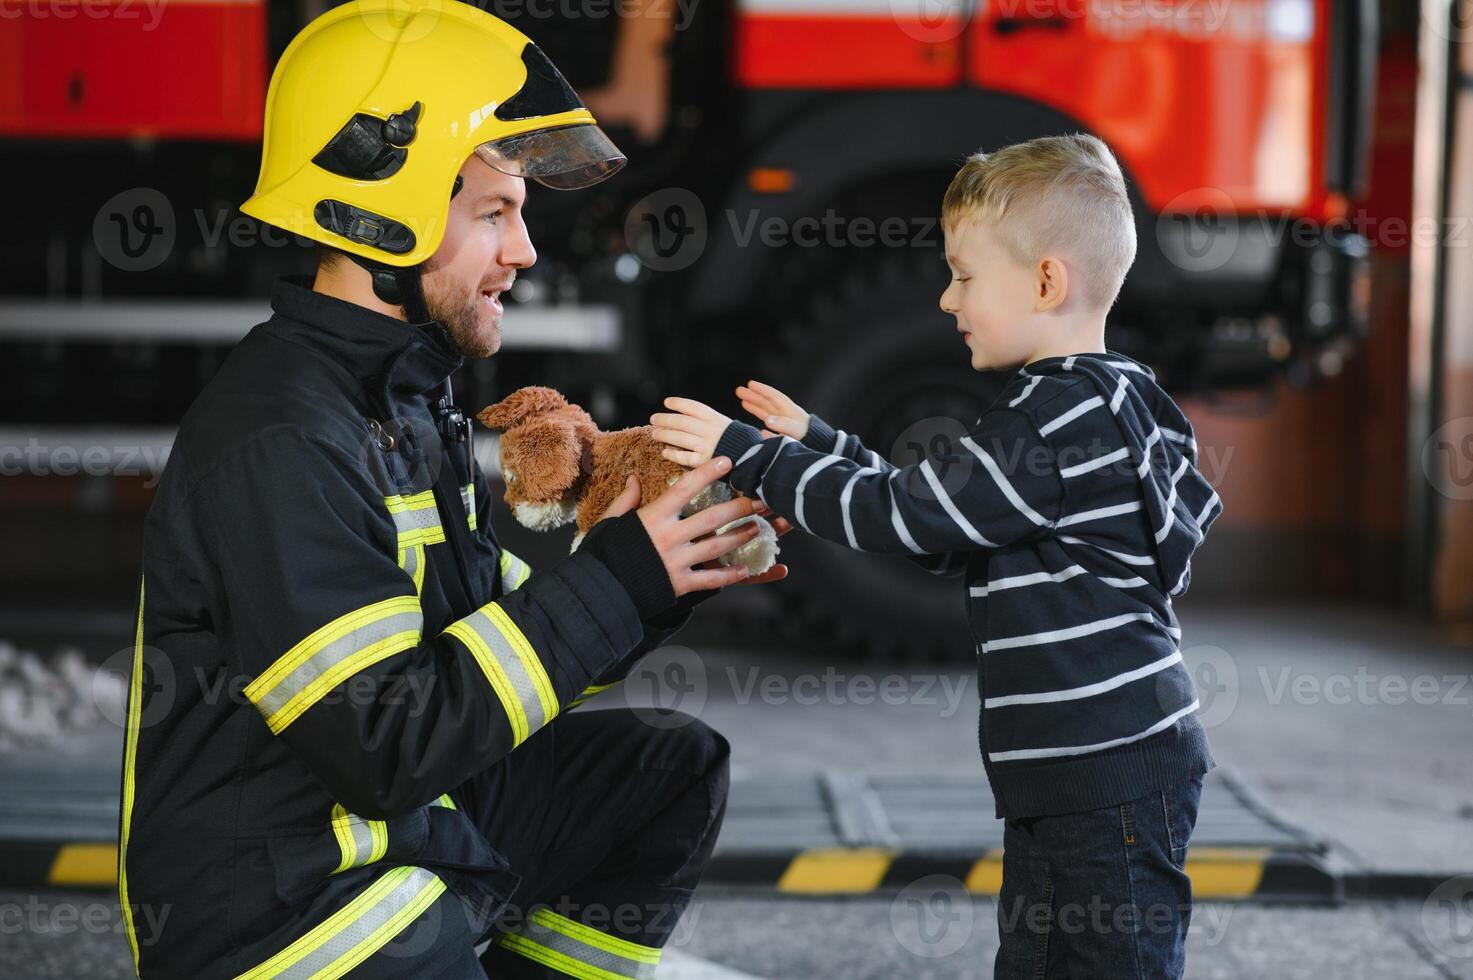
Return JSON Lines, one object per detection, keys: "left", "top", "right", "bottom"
{"left": 648, "top": 133, "right": 1222, "bottom": 979}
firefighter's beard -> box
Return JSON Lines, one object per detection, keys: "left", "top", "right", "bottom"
{"left": 420, "top": 275, "right": 502, "bottom": 359}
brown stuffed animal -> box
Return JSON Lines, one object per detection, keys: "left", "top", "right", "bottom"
{"left": 478, "top": 386, "right": 778, "bottom": 573}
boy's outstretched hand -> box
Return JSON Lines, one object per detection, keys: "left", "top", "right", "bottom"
{"left": 735, "top": 380, "right": 811, "bottom": 441}
{"left": 649, "top": 397, "right": 730, "bottom": 469}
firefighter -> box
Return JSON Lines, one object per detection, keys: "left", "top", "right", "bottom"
{"left": 116, "top": 2, "right": 790, "bottom": 976}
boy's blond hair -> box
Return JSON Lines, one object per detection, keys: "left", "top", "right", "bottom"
{"left": 942, "top": 133, "right": 1137, "bottom": 312}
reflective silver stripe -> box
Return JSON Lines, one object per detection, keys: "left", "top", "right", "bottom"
{"left": 331, "top": 804, "right": 388, "bottom": 874}
{"left": 233, "top": 865, "right": 446, "bottom": 980}
{"left": 399, "top": 542, "right": 425, "bottom": 594}
{"left": 443, "top": 606, "right": 556, "bottom": 746}
{"left": 462, "top": 483, "right": 477, "bottom": 530}
{"left": 245, "top": 597, "right": 422, "bottom": 734}
{"left": 386, "top": 490, "right": 445, "bottom": 547}
{"left": 497, "top": 907, "right": 661, "bottom": 980}
{"left": 499, "top": 549, "right": 531, "bottom": 592}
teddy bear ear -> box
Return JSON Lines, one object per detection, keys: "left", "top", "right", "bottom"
{"left": 478, "top": 386, "right": 570, "bottom": 432}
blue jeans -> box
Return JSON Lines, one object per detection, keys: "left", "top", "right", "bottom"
{"left": 994, "top": 776, "right": 1203, "bottom": 980}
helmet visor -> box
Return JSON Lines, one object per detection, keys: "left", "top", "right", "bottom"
{"left": 474, "top": 124, "right": 627, "bottom": 190}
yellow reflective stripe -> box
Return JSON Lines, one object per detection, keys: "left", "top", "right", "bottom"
{"left": 568, "top": 681, "right": 618, "bottom": 709}
{"left": 444, "top": 617, "right": 531, "bottom": 745}
{"left": 385, "top": 490, "right": 445, "bottom": 548}
{"left": 434, "top": 793, "right": 456, "bottom": 811}
{"left": 443, "top": 604, "right": 558, "bottom": 747}
{"left": 118, "top": 576, "right": 145, "bottom": 973}
{"left": 496, "top": 907, "right": 661, "bottom": 979}
{"left": 462, "top": 483, "right": 477, "bottom": 531}
{"left": 233, "top": 866, "right": 445, "bottom": 980}
{"left": 483, "top": 604, "right": 557, "bottom": 721}
{"left": 499, "top": 549, "right": 531, "bottom": 591}
{"left": 398, "top": 542, "right": 426, "bottom": 595}
{"left": 531, "top": 908, "right": 661, "bottom": 965}
{"left": 330, "top": 804, "right": 389, "bottom": 875}
{"left": 244, "top": 596, "right": 422, "bottom": 735}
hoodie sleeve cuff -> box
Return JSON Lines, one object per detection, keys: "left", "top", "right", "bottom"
{"left": 714, "top": 421, "right": 764, "bottom": 473}
{"left": 802, "top": 414, "right": 838, "bottom": 453}
{"left": 579, "top": 511, "right": 677, "bottom": 620}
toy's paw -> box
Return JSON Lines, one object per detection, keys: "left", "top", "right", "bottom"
{"left": 717, "top": 515, "right": 779, "bottom": 576}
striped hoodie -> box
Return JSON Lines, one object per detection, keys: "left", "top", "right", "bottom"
{"left": 712, "top": 351, "right": 1223, "bottom": 818}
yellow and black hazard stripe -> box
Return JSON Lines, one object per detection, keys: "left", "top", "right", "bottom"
{"left": 0, "top": 839, "right": 1366, "bottom": 903}
{"left": 705, "top": 847, "right": 1341, "bottom": 902}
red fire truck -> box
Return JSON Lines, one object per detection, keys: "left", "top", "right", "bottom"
{"left": 0, "top": 0, "right": 1377, "bottom": 657}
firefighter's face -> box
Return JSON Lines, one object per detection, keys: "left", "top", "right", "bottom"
{"left": 419, "top": 158, "right": 538, "bottom": 358}
{"left": 939, "top": 220, "right": 1048, "bottom": 372}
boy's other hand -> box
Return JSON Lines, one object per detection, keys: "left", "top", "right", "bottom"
{"left": 736, "top": 380, "right": 810, "bottom": 440}
{"left": 649, "top": 397, "right": 731, "bottom": 468}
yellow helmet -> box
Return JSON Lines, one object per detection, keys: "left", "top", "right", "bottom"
{"left": 240, "top": 0, "right": 626, "bottom": 270}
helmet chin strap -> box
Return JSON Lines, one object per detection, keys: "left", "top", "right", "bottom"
{"left": 348, "top": 174, "right": 464, "bottom": 325}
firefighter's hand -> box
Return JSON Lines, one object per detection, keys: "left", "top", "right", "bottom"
{"left": 649, "top": 397, "right": 731, "bottom": 469}
{"left": 736, "top": 380, "right": 810, "bottom": 440}
{"left": 636, "top": 458, "right": 768, "bottom": 595}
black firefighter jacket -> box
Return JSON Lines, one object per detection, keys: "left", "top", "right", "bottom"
{"left": 117, "top": 276, "right": 696, "bottom": 978}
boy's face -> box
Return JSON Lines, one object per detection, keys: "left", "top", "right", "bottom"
{"left": 939, "top": 219, "right": 1043, "bottom": 372}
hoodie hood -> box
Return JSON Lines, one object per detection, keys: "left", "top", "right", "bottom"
{"left": 1020, "top": 352, "right": 1223, "bottom": 596}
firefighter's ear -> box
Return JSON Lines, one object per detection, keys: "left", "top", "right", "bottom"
{"left": 478, "top": 386, "right": 570, "bottom": 432}
{"left": 510, "top": 417, "right": 582, "bottom": 501}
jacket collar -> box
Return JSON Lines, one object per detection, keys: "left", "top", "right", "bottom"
{"left": 1018, "top": 350, "right": 1156, "bottom": 381}
{"left": 263, "top": 275, "right": 464, "bottom": 397}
